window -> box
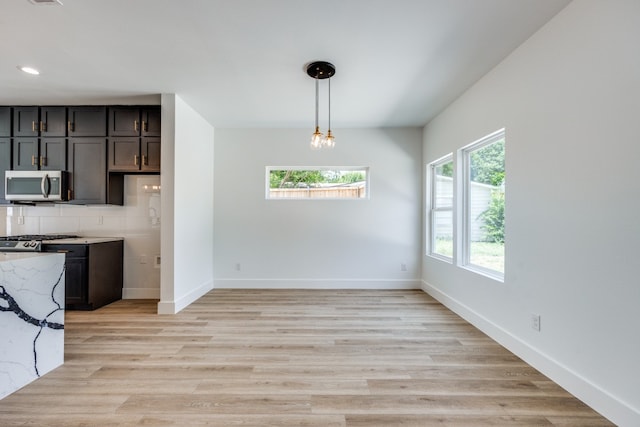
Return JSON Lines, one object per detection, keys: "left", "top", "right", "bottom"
{"left": 266, "top": 167, "right": 369, "bottom": 199}
{"left": 427, "top": 155, "right": 453, "bottom": 260}
{"left": 461, "top": 129, "right": 505, "bottom": 278}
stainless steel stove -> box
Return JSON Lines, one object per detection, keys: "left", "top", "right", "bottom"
{"left": 0, "top": 234, "right": 79, "bottom": 252}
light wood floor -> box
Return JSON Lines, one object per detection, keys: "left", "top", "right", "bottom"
{"left": 0, "top": 289, "right": 613, "bottom": 426}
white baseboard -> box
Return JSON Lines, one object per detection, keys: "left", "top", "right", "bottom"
{"left": 122, "top": 287, "right": 160, "bottom": 299}
{"left": 214, "top": 278, "right": 421, "bottom": 289}
{"left": 157, "top": 280, "right": 214, "bottom": 314}
{"left": 421, "top": 280, "right": 640, "bottom": 427}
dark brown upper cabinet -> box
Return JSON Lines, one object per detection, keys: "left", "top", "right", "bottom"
{"left": 12, "top": 138, "right": 38, "bottom": 170}
{"left": 141, "top": 107, "right": 161, "bottom": 137}
{"left": 108, "top": 137, "right": 140, "bottom": 172}
{"left": 12, "top": 137, "right": 67, "bottom": 171}
{"left": 0, "top": 138, "right": 11, "bottom": 204}
{"left": 109, "top": 107, "right": 140, "bottom": 136}
{"left": 68, "top": 106, "right": 107, "bottom": 136}
{"left": 108, "top": 136, "right": 160, "bottom": 173}
{"left": 67, "top": 137, "right": 107, "bottom": 204}
{"left": 40, "top": 138, "right": 67, "bottom": 170}
{"left": 1, "top": 104, "right": 158, "bottom": 205}
{"left": 12, "top": 106, "right": 66, "bottom": 137}
{"left": 13, "top": 106, "right": 39, "bottom": 137}
{"left": 40, "top": 107, "right": 67, "bottom": 137}
{"left": 0, "top": 107, "right": 12, "bottom": 136}
{"left": 142, "top": 137, "right": 161, "bottom": 171}
{"left": 109, "top": 106, "right": 161, "bottom": 137}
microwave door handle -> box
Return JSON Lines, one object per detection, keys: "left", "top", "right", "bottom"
{"left": 41, "top": 174, "right": 50, "bottom": 199}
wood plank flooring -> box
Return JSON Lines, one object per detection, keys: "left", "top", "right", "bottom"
{"left": 0, "top": 289, "right": 613, "bottom": 426}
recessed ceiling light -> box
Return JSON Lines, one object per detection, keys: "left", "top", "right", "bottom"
{"left": 28, "top": 0, "right": 63, "bottom": 5}
{"left": 18, "top": 66, "right": 40, "bottom": 75}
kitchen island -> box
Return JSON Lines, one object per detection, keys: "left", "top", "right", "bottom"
{"left": 0, "top": 252, "right": 65, "bottom": 400}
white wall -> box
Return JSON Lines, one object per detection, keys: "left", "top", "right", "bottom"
{"left": 158, "top": 94, "right": 214, "bottom": 314}
{"left": 422, "top": 1, "right": 640, "bottom": 425}
{"left": 213, "top": 127, "right": 422, "bottom": 289}
{"left": 0, "top": 175, "right": 161, "bottom": 298}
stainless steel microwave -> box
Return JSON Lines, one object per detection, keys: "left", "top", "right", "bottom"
{"left": 5, "top": 170, "right": 70, "bottom": 202}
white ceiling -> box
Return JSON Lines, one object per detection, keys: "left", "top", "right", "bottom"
{"left": 0, "top": 0, "right": 570, "bottom": 128}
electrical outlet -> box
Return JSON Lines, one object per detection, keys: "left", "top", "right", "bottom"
{"left": 400, "top": 263, "right": 407, "bottom": 271}
{"left": 531, "top": 314, "right": 541, "bottom": 332}
{"left": 17, "top": 216, "right": 25, "bottom": 225}
{"left": 154, "top": 255, "right": 161, "bottom": 268}
{"left": 97, "top": 216, "right": 103, "bottom": 225}
{"left": 235, "top": 263, "right": 241, "bottom": 272}
{"left": 139, "top": 255, "right": 148, "bottom": 264}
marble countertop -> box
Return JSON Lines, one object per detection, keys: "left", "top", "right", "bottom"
{"left": 0, "top": 252, "right": 61, "bottom": 262}
{"left": 0, "top": 250, "right": 66, "bottom": 399}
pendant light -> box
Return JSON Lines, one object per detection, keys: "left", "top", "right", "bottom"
{"left": 306, "top": 61, "right": 336, "bottom": 150}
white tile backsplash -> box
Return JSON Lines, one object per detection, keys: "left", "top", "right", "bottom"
{"left": 0, "top": 175, "right": 161, "bottom": 298}
{"left": 40, "top": 216, "right": 81, "bottom": 234}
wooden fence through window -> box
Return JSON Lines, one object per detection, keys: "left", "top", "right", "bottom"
{"left": 269, "top": 185, "right": 366, "bottom": 199}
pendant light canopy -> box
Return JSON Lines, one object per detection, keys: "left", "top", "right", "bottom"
{"left": 306, "top": 61, "right": 336, "bottom": 150}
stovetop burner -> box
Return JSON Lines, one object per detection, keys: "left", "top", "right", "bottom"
{"left": 0, "top": 234, "right": 79, "bottom": 251}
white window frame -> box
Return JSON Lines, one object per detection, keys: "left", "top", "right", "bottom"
{"left": 427, "top": 154, "right": 454, "bottom": 262}
{"left": 265, "top": 166, "right": 370, "bottom": 200}
{"left": 460, "top": 128, "right": 505, "bottom": 281}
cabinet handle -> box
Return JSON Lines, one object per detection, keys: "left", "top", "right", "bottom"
{"left": 134, "top": 155, "right": 139, "bottom": 166}
{"left": 142, "top": 155, "right": 147, "bottom": 166}
{"left": 40, "top": 121, "right": 46, "bottom": 132}
{"left": 134, "top": 120, "right": 139, "bottom": 132}
{"left": 67, "top": 121, "right": 74, "bottom": 132}
{"left": 40, "top": 156, "right": 47, "bottom": 167}
{"left": 142, "top": 121, "right": 147, "bottom": 132}
{"left": 32, "top": 121, "right": 36, "bottom": 132}
{"left": 32, "top": 155, "right": 37, "bottom": 166}
{"left": 67, "top": 189, "right": 72, "bottom": 201}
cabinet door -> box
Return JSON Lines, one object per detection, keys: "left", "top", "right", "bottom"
{"left": 109, "top": 107, "right": 140, "bottom": 136}
{"left": 141, "top": 137, "right": 161, "bottom": 172}
{"left": 68, "top": 106, "right": 107, "bottom": 136}
{"left": 141, "top": 107, "right": 161, "bottom": 137}
{"left": 0, "top": 138, "right": 11, "bottom": 204}
{"left": 87, "top": 241, "right": 123, "bottom": 309}
{"left": 0, "top": 107, "right": 11, "bottom": 136}
{"left": 108, "top": 137, "right": 141, "bottom": 171}
{"left": 13, "top": 107, "right": 39, "bottom": 137}
{"left": 12, "top": 138, "right": 39, "bottom": 170}
{"left": 41, "top": 138, "right": 67, "bottom": 170}
{"left": 40, "top": 106, "right": 67, "bottom": 137}
{"left": 68, "top": 138, "right": 107, "bottom": 204}
{"left": 64, "top": 256, "right": 88, "bottom": 307}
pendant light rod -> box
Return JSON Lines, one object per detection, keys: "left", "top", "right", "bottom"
{"left": 327, "top": 77, "right": 331, "bottom": 132}
{"left": 315, "top": 75, "right": 320, "bottom": 131}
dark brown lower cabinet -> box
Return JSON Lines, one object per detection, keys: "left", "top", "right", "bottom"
{"left": 43, "top": 240, "right": 123, "bottom": 310}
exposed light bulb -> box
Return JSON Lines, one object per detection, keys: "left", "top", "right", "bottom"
{"left": 310, "top": 127, "right": 324, "bottom": 150}
{"left": 324, "top": 130, "right": 335, "bottom": 148}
